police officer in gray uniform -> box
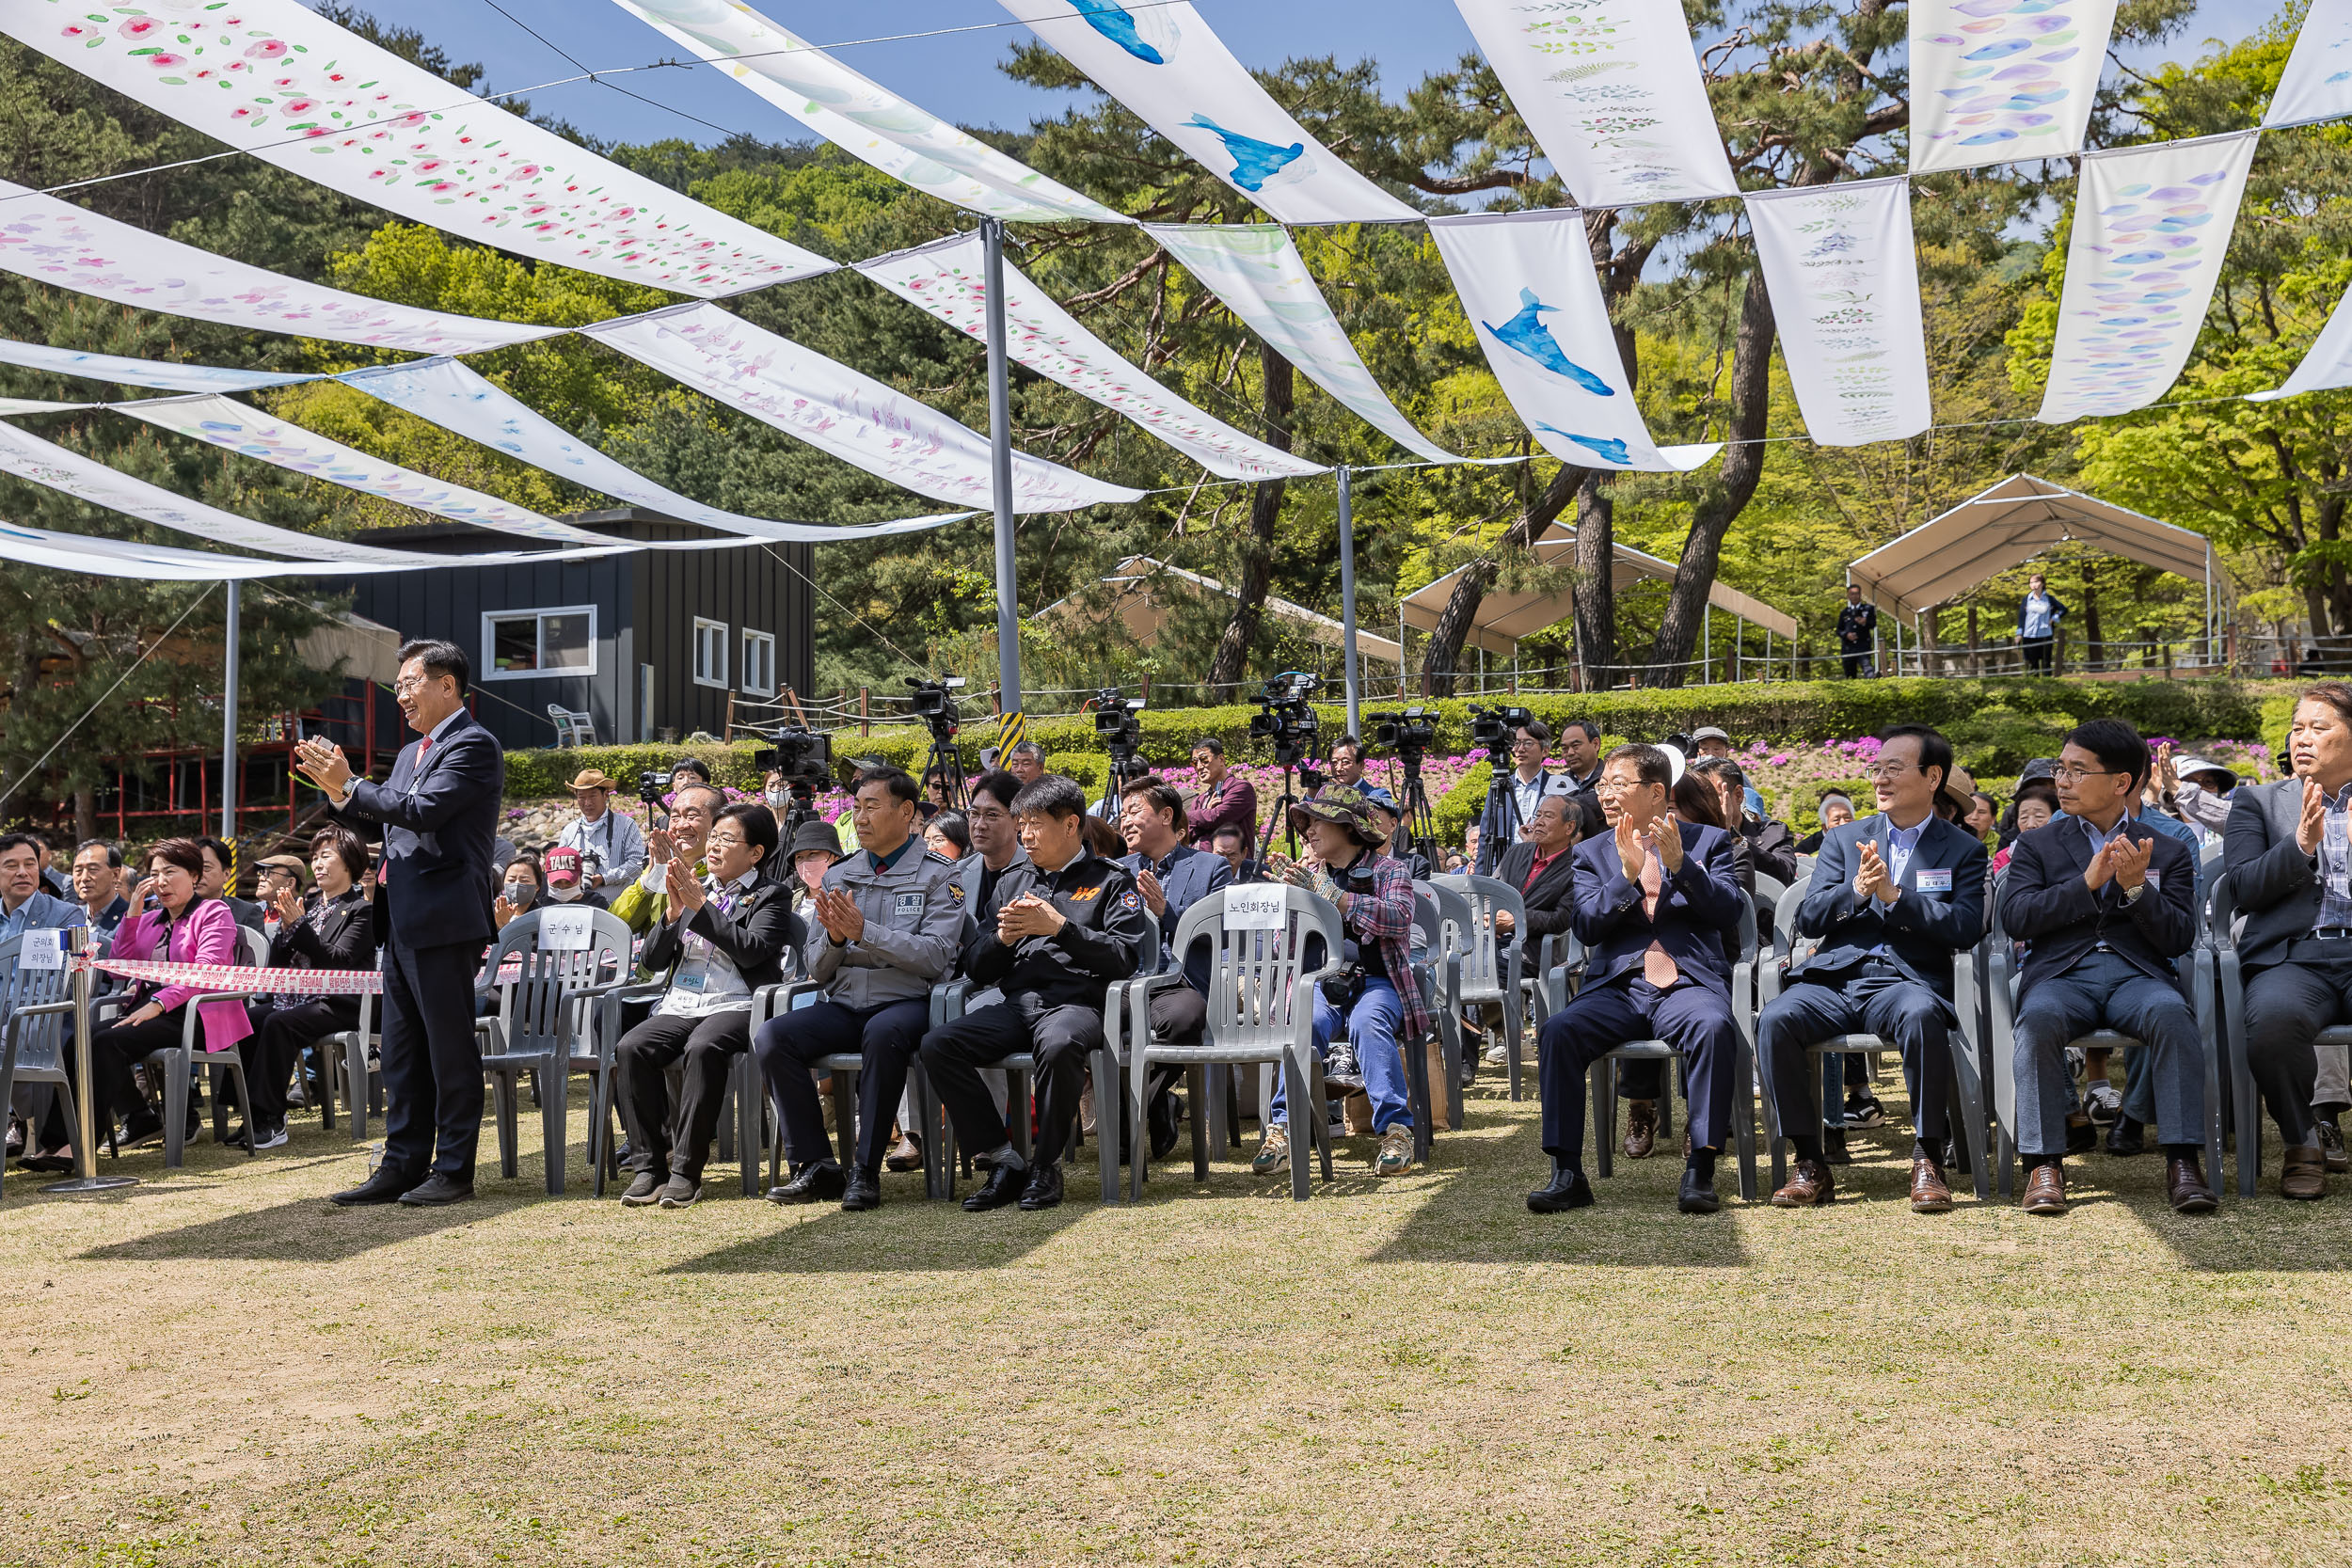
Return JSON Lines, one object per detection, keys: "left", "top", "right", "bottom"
{"left": 756, "top": 767, "right": 962, "bottom": 1212}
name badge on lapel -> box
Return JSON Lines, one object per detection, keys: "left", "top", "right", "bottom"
{"left": 1915, "top": 868, "right": 1952, "bottom": 894}
{"left": 895, "top": 891, "right": 925, "bottom": 917}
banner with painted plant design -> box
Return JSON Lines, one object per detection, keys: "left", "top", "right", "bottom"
{"left": 1744, "top": 178, "right": 1931, "bottom": 447}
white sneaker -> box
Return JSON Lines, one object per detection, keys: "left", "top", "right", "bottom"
{"left": 253, "top": 1124, "right": 289, "bottom": 1150}
{"left": 1251, "top": 1124, "right": 1291, "bottom": 1175}
{"left": 2086, "top": 1081, "right": 2122, "bottom": 1123}
{"left": 1483, "top": 1043, "right": 1509, "bottom": 1066}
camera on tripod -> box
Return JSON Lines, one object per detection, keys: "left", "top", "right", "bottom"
{"left": 1468, "top": 704, "right": 1535, "bottom": 757}
{"left": 905, "top": 675, "right": 966, "bottom": 735}
{"left": 1095, "top": 688, "right": 1147, "bottom": 767}
{"left": 1247, "top": 671, "right": 1322, "bottom": 767}
{"left": 1370, "top": 706, "right": 1437, "bottom": 760}
{"left": 752, "top": 728, "right": 834, "bottom": 835}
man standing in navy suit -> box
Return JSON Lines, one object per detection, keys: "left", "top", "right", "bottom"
{"left": 294, "top": 639, "right": 504, "bottom": 1208}
{"left": 1760, "top": 725, "right": 1988, "bottom": 1212}
{"left": 1528, "top": 743, "right": 1747, "bottom": 1215}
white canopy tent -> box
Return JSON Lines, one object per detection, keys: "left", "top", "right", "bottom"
{"left": 1847, "top": 474, "right": 2225, "bottom": 670}
{"left": 1399, "top": 527, "right": 1798, "bottom": 685}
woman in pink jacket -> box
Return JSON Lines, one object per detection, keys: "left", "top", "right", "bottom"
{"left": 87, "top": 837, "right": 249, "bottom": 1148}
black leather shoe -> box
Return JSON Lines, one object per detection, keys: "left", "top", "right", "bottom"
{"left": 962, "top": 1161, "right": 1027, "bottom": 1212}
{"left": 397, "top": 1173, "right": 474, "bottom": 1207}
{"left": 1821, "top": 1129, "right": 1851, "bottom": 1166}
{"left": 840, "top": 1168, "right": 881, "bottom": 1212}
{"left": 1148, "top": 1089, "right": 1182, "bottom": 1163}
{"left": 767, "top": 1162, "right": 846, "bottom": 1205}
{"left": 2104, "top": 1117, "right": 2146, "bottom": 1157}
{"left": 1018, "top": 1160, "right": 1064, "bottom": 1211}
{"left": 329, "top": 1168, "right": 415, "bottom": 1207}
{"left": 1526, "top": 1167, "right": 1595, "bottom": 1212}
{"left": 1677, "top": 1167, "right": 1721, "bottom": 1214}
{"left": 2066, "top": 1113, "right": 2097, "bottom": 1155}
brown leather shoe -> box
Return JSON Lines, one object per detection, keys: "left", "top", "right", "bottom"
{"left": 1909, "top": 1156, "right": 1954, "bottom": 1213}
{"left": 1621, "top": 1100, "right": 1657, "bottom": 1160}
{"left": 883, "top": 1132, "right": 923, "bottom": 1173}
{"left": 1771, "top": 1157, "right": 1835, "bottom": 1208}
{"left": 2166, "top": 1154, "right": 2217, "bottom": 1214}
{"left": 2020, "top": 1162, "right": 2068, "bottom": 1216}
{"left": 2282, "top": 1144, "right": 2328, "bottom": 1201}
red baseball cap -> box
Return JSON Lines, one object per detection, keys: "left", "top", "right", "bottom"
{"left": 543, "top": 846, "right": 584, "bottom": 886}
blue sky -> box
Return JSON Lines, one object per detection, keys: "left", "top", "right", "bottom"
{"left": 382, "top": 0, "right": 2297, "bottom": 152}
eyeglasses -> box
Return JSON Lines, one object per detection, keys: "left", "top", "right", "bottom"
{"left": 1594, "top": 778, "right": 1649, "bottom": 795}
{"left": 1861, "top": 762, "right": 1915, "bottom": 782}
{"left": 2052, "top": 764, "right": 2123, "bottom": 783}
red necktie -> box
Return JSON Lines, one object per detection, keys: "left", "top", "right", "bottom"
{"left": 1639, "top": 845, "right": 1679, "bottom": 988}
{"left": 418, "top": 733, "right": 433, "bottom": 760}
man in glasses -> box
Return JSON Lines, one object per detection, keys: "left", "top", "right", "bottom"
{"left": 1999, "top": 720, "right": 2213, "bottom": 1217}
{"left": 1527, "top": 743, "right": 1746, "bottom": 1215}
{"left": 1760, "top": 726, "right": 1987, "bottom": 1212}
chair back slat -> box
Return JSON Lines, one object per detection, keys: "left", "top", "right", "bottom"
{"left": 0, "top": 932, "right": 75, "bottom": 1071}
{"left": 483, "top": 909, "right": 634, "bottom": 1057}
{"left": 1171, "top": 885, "right": 1344, "bottom": 1053}
{"left": 1433, "top": 874, "right": 1522, "bottom": 1000}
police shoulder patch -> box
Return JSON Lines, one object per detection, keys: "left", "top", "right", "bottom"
{"left": 947, "top": 881, "right": 966, "bottom": 904}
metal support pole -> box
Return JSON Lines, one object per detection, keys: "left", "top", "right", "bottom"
{"left": 44, "top": 926, "right": 135, "bottom": 1193}
{"left": 1703, "top": 602, "right": 1712, "bottom": 685}
{"left": 1336, "top": 464, "right": 1361, "bottom": 737}
{"left": 220, "top": 579, "right": 239, "bottom": 840}
{"left": 980, "top": 218, "right": 1022, "bottom": 718}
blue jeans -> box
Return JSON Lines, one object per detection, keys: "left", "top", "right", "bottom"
{"left": 1270, "top": 976, "right": 1412, "bottom": 1134}
{"left": 2013, "top": 951, "right": 2203, "bottom": 1157}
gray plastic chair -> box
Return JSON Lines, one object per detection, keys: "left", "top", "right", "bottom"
{"left": 145, "top": 923, "right": 272, "bottom": 1169}
{"left": 2210, "top": 871, "right": 2340, "bottom": 1197}
{"left": 918, "top": 979, "right": 1126, "bottom": 1205}
{"left": 1434, "top": 873, "right": 1529, "bottom": 1101}
{"left": 1756, "top": 880, "right": 1993, "bottom": 1200}
{"left": 749, "top": 976, "right": 954, "bottom": 1201}
{"left": 0, "top": 929, "right": 87, "bottom": 1199}
{"left": 475, "top": 907, "right": 636, "bottom": 1195}
{"left": 1587, "top": 893, "right": 1760, "bottom": 1201}
{"left": 1125, "top": 884, "right": 1345, "bottom": 1201}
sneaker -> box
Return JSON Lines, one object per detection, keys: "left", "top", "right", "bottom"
{"left": 1251, "top": 1124, "right": 1291, "bottom": 1176}
{"left": 1482, "top": 1042, "right": 1509, "bottom": 1067}
{"left": 2085, "top": 1080, "right": 2122, "bottom": 1124}
{"left": 1842, "top": 1094, "right": 1887, "bottom": 1129}
{"left": 253, "top": 1122, "right": 289, "bottom": 1151}
{"left": 1375, "top": 1125, "right": 1413, "bottom": 1176}
{"left": 657, "top": 1175, "right": 701, "bottom": 1209}
{"left": 620, "top": 1170, "right": 663, "bottom": 1206}
{"left": 2322, "top": 1117, "right": 2350, "bottom": 1175}
{"left": 1324, "top": 1041, "right": 1364, "bottom": 1095}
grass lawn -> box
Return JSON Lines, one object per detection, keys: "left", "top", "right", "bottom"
{"left": 4, "top": 1074, "right": 2349, "bottom": 1566}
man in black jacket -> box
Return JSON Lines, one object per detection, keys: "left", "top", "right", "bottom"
{"left": 1999, "top": 720, "right": 2212, "bottom": 1217}
{"left": 296, "top": 639, "right": 505, "bottom": 1209}
{"left": 1760, "top": 726, "right": 1987, "bottom": 1212}
{"left": 613, "top": 802, "right": 800, "bottom": 1209}
{"left": 919, "top": 776, "right": 1151, "bottom": 1212}
{"left": 1836, "top": 586, "right": 1878, "bottom": 679}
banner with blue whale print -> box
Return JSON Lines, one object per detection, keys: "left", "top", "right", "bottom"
{"left": 2265, "top": 0, "right": 2352, "bottom": 126}
{"left": 998, "top": 0, "right": 1419, "bottom": 224}
{"left": 1744, "top": 178, "right": 1931, "bottom": 447}
{"left": 1427, "top": 210, "right": 1721, "bottom": 473}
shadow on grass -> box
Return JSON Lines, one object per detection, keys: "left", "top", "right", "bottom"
{"left": 77, "top": 1189, "right": 525, "bottom": 1261}
{"left": 665, "top": 1179, "right": 1088, "bottom": 1274}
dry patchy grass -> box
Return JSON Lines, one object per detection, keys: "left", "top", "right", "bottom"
{"left": 2, "top": 1078, "right": 2350, "bottom": 1566}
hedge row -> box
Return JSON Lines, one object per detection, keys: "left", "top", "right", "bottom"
{"left": 500, "top": 677, "right": 2296, "bottom": 800}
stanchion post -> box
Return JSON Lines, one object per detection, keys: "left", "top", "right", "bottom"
{"left": 44, "top": 926, "right": 137, "bottom": 1194}
{"left": 1336, "top": 464, "right": 1361, "bottom": 739}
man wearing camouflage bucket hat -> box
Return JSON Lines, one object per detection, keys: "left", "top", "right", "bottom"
{"left": 1250, "top": 785, "right": 1432, "bottom": 1180}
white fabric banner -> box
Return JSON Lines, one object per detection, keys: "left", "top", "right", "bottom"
{"left": 1426, "top": 211, "right": 1717, "bottom": 473}
{"left": 2252, "top": 276, "right": 2352, "bottom": 402}
{"left": 0, "top": 181, "right": 557, "bottom": 355}
{"left": 0, "top": 335, "right": 315, "bottom": 393}
{"left": 856, "top": 233, "right": 1324, "bottom": 482}
{"left": 0, "top": 397, "right": 89, "bottom": 415}
{"left": 0, "top": 516, "right": 637, "bottom": 579}
{"left": 335, "top": 358, "right": 970, "bottom": 540}
{"left": 1909, "top": 0, "right": 2119, "bottom": 174}
{"left": 0, "top": 418, "right": 427, "bottom": 562}
{"left": 118, "top": 395, "right": 612, "bottom": 545}
{"left": 1, "top": 0, "right": 834, "bottom": 297}
{"left": 1451, "top": 0, "right": 1737, "bottom": 208}
{"left": 580, "top": 302, "right": 1143, "bottom": 514}
{"left": 610, "top": 0, "right": 1124, "bottom": 225}
{"left": 1744, "top": 179, "right": 1931, "bottom": 447}
{"left": 2038, "top": 132, "right": 2260, "bottom": 423}
{"left": 998, "top": 1, "right": 1417, "bottom": 224}
{"left": 2266, "top": 0, "right": 2352, "bottom": 126}
{"left": 1149, "top": 225, "right": 1454, "bottom": 464}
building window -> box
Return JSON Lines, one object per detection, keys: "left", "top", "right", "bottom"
{"left": 693, "top": 617, "right": 729, "bottom": 689}
{"left": 480, "top": 605, "right": 596, "bottom": 681}
{"left": 740, "top": 629, "right": 776, "bottom": 696}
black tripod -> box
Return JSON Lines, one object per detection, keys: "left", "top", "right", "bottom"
{"left": 1256, "top": 760, "right": 1321, "bottom": 866}
{"left": 922, "top": 719, "right": 969, "bottom": 811}
{"left": 1391, "top": 752, "right": 1437, "bottom": 863}
{"left": 1475, "top": 746, "right": 1522, "bottom": 873}
{"left": 1096, "top": 747, "right": 1147, "bottom": 820}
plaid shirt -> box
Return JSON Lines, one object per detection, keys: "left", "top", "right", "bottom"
{"left": 1335, "top": 849, "right": 1431, "bottom": 1042}
{"left": 2321, "top": 782, "right": 2352, "bottom": 930}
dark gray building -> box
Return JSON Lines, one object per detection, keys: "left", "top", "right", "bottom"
{"left": 320, "top": 509, "right": 814, "bottom": 752}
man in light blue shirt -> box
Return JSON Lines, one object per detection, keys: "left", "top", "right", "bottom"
{"left": 1, "top": 832, "right": 87, "bottom": 1162}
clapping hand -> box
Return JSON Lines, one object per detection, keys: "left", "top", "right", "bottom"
{"left": 493, "top": 895, "right": 523, "bottom": 929}
{"left": 293, "top": 736, "right": 352, "bottom": 797}
{"left": 271, "top": 882, "right": 305, "bottom": 926}
{"left": 1136, "top": 866, "right": 1168, "bottom": 919}
{"left": 1855, "top": 840, "right": 1898, "bottom": 904}
{"left": 2109, "top": 832, "right": 2153, "bottom": 893}
{"left": 647, "top": 825, "right": 677, "bottom": 866}
{"left": 2082, "top": 838, "right": 2117, "bottom": 893}
{"left": 2297, "top": 778, "right": 2328, "bottom": 855}
{"left": 997, "top": 892, "right": 1066, "bottom": 942}
{"left": 813, "top": 885, "right": 865, "bottom": 944}
{"left": 663, "top": 854, "right": 704, "bottom": 919}
{"left": 1614, "top": 817, "right": 1647, "bottom": 884}
{"left": 1644, "top": 819, "right": 1683, "bottom": 874}
{"left": 2154, "top": 741, "right": 2180, "bottom": 799}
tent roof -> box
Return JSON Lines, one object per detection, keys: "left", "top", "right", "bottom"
{"left": 1399, "top": 529, "right": 1798, "bottom": 655}
{"left": 1037, "top": 555, "right": 1406, "bottom": 666}
{"left": 1848, "top": 474, "right": 2217, "bottom": 619}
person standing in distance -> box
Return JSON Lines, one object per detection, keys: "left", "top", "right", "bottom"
{"left": 294, "top": 640, "right": 504, "bottom": 1209}
{"left": 1837, "top": 586, "right": 1878, "bottom": 679}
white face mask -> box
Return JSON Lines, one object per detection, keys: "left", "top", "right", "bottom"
{"left": 503, "top": 881, "right": 536, "bottom": 907}
{"left": 764, "top": 788, "right": 787, "bottom": 808}
{"left": 546, "top": 881, "right": 585, "bottom": 903}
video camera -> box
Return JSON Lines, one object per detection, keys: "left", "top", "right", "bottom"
{"left": 905, "top": 675, "right": 966, "bottom": 744}
{"left": 1370, "top": 706, "right": 1438, "bottom": 761}
{"left": 1468, "top": 704, "right": 1535, "bottom": 759}
{"left": 636, "top": 770, "right": 667, "bottom": 805}
{"left": 1247, "top": 671, "right": 1322, "bottom": 769}
{"left": 752, "top": 728, "right": 834, "bottom": 836}
{"left": 1095, "top": 687, "right": 1147, "bottom": 768}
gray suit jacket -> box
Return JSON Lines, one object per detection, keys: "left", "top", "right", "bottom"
{"left": 2227, "top": 777, "right": 2328, "bottom": 972}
